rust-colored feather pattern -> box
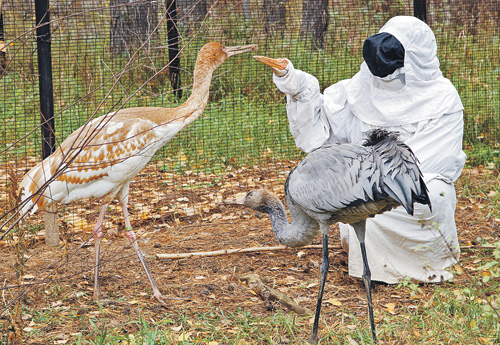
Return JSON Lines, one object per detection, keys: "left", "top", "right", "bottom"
{"left": 19, "top": 114, "right": 171, "bottom": 213}
{"left": 18, "top": 43, "right": 257, "bottom": 216}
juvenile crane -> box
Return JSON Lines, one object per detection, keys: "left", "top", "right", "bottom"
{"left": 225, "top": 129, "right": 431, "bottom": 344}
{"left": 19, "top": 42, "right": 256, "bottom": 304}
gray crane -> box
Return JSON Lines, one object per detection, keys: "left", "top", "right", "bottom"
{"left": 225, "top": 129, "right": 431, "bottom": 344}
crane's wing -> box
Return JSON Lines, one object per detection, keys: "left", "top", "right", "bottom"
{"left": 286, "top": 138, "right": 430, "bottom": 218}
{"left": 369, "top": 137, "right": 431, "bottom": 215}
{"left": 285, "top": 144, "right": 385, "bottom": 214}
{"left": 19, "top": 114, "right": 159, "bottom": 214}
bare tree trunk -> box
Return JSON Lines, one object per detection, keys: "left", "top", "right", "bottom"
{"left": 301, "top": 0, "right": 329, "bottom": 49}
{"left": 449, "top": 0, "right": 479, "bottom": 37}
{"left": 263, "top": 0, "right": 286, "bottom": 36}
{"left": 110, "top": 0, "right": 158, "bottom": 55}
{"left": 176, "top": 0, "right": 207, "bottom": 34}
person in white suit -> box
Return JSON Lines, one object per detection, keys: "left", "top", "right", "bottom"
{"left": 268, "top": 16, "right": 465, "bottom": 283}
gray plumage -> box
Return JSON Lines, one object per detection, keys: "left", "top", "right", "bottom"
{"left": 227, "top": 129, "right": 431, "bottom": 344}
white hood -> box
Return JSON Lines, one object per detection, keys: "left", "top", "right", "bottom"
{"left": 332, "top": 16, "right": 463, "bottom": 126}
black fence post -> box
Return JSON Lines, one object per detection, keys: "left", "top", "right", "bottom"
{"left": 414, "top": 0, "right": 427, "bottom": 22}
{"left": 35, "top": 0, "right": 55, "bottom": 159}
{"left": 35, "top": 0, "right": 58, "bottom": 247}
{"left": 166, "top": 0, "right": 182, "bottom": 99}
{"left": 0, "top": 3, "right": 6, "bottom": 78}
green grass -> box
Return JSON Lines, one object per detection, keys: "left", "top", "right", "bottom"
{"left": 3, "top": 7, "right": 499, "bottom": 168}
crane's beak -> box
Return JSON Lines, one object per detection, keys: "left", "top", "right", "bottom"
{"left": 253, "top": 56, "right": 289, "bottom": 76}
{"left": 223, "top": 44, "right": 258, "bottom": 57}
{"left": 219, "top": 192, "right": 247, "bottom": 206}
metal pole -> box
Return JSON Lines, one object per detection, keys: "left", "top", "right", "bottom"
{"left": 0, "top": 0, "right": 6, "bottom": 78}
{"left": 35, "top": 0, "right": 58, "bottom": 247}
{"left": 35, "top": 0, "right": 55, "bottom": 158}
{"left": 414, "top": 0, "right": 427, "bottom": 22}
{"left": 166, "top": 0, "right": 182, "bottom": 99}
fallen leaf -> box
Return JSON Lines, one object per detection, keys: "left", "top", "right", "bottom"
{"left": 69, "top": 291, "right": 85, "bottom": 298}
{"left": 51, "top": 300, "right": 63, "bottom": 308}
{"left": 177, "top": 331, "right": 191, "bottom": 342}
{"left": 384, "top": 302, "right": 397, "bottom": 314}
{"left": 171, "top": 325, "right": 182, "bottom": 332}
{"left": 283, "top": 275, "right": 298, "bottom": 285}
{"left": 209, "top": 213, "right": 222, "bottom": 221}
{"left": 346, "top": 335, "right": 359, "bottom": 345}
{"left": 324, "top": 297, "right": 342, "bottom": 306}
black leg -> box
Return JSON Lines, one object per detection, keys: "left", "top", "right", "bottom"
{"left": 360, "top": 241, "right": 378, "bottom": 344}
{"left": 310, "top": 233, "right": 329, "bottom": 344}
{"left": 352, "top": 220, "right": 377, "bottom": 344}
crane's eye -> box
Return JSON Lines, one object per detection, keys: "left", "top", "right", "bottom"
{"left": 277, "top": 59, "right": 288, "bottom": 67}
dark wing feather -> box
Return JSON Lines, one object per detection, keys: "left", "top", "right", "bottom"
{"left": 369, "top": 136, "right": 431, "bottom": 215}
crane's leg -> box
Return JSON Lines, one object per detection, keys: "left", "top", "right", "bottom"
{"left": 93, "top": 204, "right": 108, "bottom": 301}
{"left": 310, "top": 231, "right": 329, "bottom": 344}
{"left": 117, "top": 190, "right": 165, "bottom": 305}
{"left": 352, "top": 220, "right": 377, "bottom": 344}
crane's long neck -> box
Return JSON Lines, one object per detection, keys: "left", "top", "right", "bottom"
{"left": 266, "top": 197, "right": 320, "bottom": 248}
{"left": 179, "top": 61, "right": 219, "bottom": 125}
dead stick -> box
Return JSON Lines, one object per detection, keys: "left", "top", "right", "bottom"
{"left": 240, "top": 273, "right": 313, "bottom": 316}
{"left": 460, "top": 245, "right": 496, "bottom": 249}
{"left": 156, "top": 244, "right": 336, "bottom": 260}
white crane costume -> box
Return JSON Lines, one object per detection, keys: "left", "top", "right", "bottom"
{"left": 272, "top": 16, "right": 465, "bottom": 283}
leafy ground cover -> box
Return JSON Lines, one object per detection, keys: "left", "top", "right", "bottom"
{"left": 1, "top": 162, "right": 499, "bottom": 344}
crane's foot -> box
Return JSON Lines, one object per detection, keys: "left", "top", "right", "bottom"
{"left": 308, "top": 333, "right": 319, "bottom": 344}
{"left": 150, "top": 291, "right": 168, "bottom": 307}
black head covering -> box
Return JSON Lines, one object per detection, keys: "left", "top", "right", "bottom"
{"left": 363, "top": 32, "right": 405, "bottom": 78}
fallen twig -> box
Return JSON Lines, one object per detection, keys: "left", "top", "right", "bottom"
{"left": 153, "top": 243, "right": 494, "bottom": 260}
{"left": 240, "top": 273, "right": 314, "bottom": 316}
{"left": 460, "top": 245, "right": 496, "bottom": 250}
{"left": 156, "top": 244, "right": 336, "bottom": 260}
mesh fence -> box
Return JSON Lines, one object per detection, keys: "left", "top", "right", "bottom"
{"left": 0, "top": 0, "right": 499, "bottom": 234}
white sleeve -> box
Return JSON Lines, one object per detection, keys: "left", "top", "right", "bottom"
{"left": 405, "top": 110, "right": 466, "bottom": 183}
{"left": 272, "top": 63, "right": 333, "bottom": 153}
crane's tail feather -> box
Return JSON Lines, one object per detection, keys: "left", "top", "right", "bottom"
{"left": 18, "top": 159, "right": 55, "bottom": 216}
{"left": 414, "top": 177, "right": 432, "bottom": 212}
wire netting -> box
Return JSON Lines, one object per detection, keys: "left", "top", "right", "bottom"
{"left": 0, "top": 0, "right": 499, "bottom": 233}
